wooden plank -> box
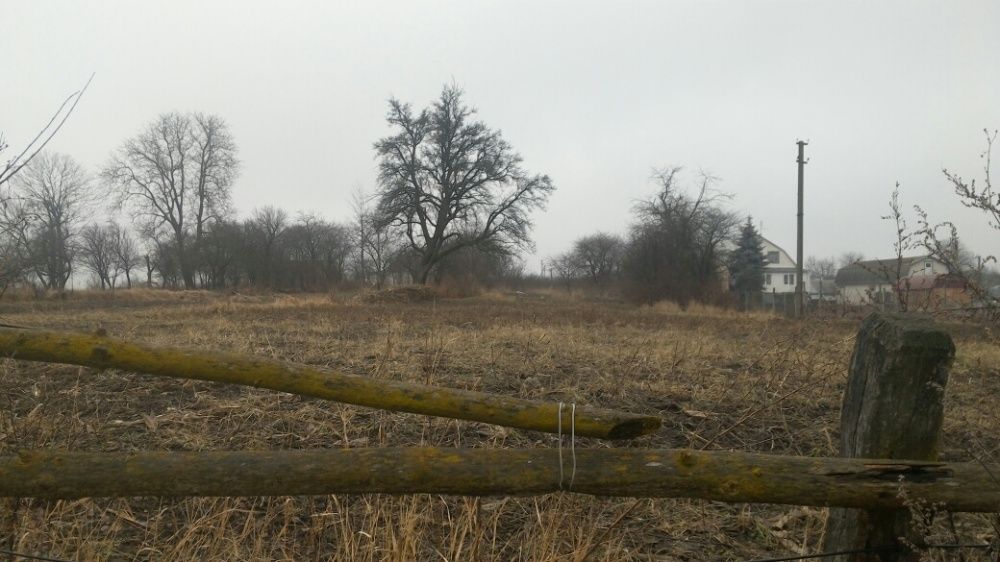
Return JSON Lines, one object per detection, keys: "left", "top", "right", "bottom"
{"left": 0, "top": 448, "right": 998, "bottom": 511}
{"left": 0, "top": 326, "right": 660, "bottom": 440}
{"left": 823, "top": 313, "right": 956, "bottom": 561}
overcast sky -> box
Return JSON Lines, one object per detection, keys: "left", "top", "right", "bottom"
{"left": 5, "top": 0, "right": 999, "bottom": 271}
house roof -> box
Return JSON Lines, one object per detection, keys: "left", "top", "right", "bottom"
{"left": 835, "top": 256, "right": 929, "bottom": 286}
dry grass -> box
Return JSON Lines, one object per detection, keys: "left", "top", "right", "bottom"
{"left": 0, "top": 290, "right": 997, "bottom": 561}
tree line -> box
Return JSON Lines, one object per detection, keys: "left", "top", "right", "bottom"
{"left": 0, "top": 86, "right": 548, "bottom": 294}
{"left": 3, "top": 83, "right": 996, "bottom": 309}
{"left": 547, "top": 167, "right": 749, "bottom": 306}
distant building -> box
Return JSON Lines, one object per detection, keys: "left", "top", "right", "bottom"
{"left": 897, "top": 273, "right": 972, "bottom": 309}
{"left": 760, "top": 237, "right": 809, "bottom": 295}
{"left": 834, "top": 256, "right": 948, "bottom": 305}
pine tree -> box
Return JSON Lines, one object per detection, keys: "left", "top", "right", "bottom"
{"left": 729, "top": 217, "right": 766, "bottom": 296}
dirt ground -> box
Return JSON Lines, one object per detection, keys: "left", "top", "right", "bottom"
{"left": 0, "top": 289, "right": 997, "bottom": 561}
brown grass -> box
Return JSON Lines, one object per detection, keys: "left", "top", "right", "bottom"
{"left": 0, "top": 291, "right": 997, "bottom": 561}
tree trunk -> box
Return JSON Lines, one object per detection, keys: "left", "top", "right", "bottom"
{"left": 176, "top": 232, "right": 195, "bottom": 289}
{"left": 417, "top": 259, "right": 433, "bottom": 285}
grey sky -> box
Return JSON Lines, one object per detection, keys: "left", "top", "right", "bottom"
{"left": 6, "top": 0, "right": 999, "bottom": 271}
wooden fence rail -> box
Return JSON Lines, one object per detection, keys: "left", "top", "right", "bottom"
{"left": 1, "top": 448, "right": 998, "bottom": 512}
{"left": 0, "top": 326, "right": 659, "bottom": 440}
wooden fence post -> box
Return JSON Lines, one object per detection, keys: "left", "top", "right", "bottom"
{"left": 822, "top": 312, "right": 955, "bottom": 561}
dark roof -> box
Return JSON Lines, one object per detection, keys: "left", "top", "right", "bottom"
{"left": 835, "top": 256, "right": 929, "bottom": 286}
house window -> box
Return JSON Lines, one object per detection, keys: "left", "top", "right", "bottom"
{"left": 767, "top": 251, "right": 780, "bottom": 264}
{"left": 765, "top": 273, "right": 771, "bottom": 285}
{"left": 783, "top": 273, "right": 795, "bottom": 285}
{"left": 925, "top": 261, "right": 932, "bottom": 269}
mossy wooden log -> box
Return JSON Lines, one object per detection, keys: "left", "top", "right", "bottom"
{"left": 823, "top": 313, "right": 956, "bottom": 561}
{"left": 1, "top": 448, "right": 998, "bottom": 510}
{"left": 0, "top": 326, "right": 659, "bottom": 439}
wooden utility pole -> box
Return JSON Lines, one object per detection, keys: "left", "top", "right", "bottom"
{"left": 795, "top": 140, "right": 807, "bottom": 318}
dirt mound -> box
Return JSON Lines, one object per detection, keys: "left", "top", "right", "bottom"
{"left": 359, "top": 285, "right": 438, "bottom": 304}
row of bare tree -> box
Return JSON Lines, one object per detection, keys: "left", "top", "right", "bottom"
{"left": 2, "top": 84, "right": 552, "bottom": 293}
{"left": 0, "top": 114, "right": 401, "bottom": 292}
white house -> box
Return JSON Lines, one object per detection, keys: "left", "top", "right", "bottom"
{"left": 760, "top": 237, "right": 809, "bottom": 294}
{"left": 834, "top": 255, "right": 948, "bottom": 305}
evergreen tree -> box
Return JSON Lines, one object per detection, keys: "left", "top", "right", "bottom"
{"left": 729, "top": 217, "right": 766, "bottom": 296}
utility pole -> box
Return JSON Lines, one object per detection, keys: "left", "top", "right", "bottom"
{"left": 795, "top": 140, "right": 807, "bottom": 318}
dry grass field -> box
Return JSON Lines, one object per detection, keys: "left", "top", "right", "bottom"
{"left": 0, "top": 289, "right": 998, "bottom": 561}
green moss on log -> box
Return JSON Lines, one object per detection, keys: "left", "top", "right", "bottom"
{"left": 0, "top": 327, "right": 660, "bottom": 439}
{"left": 0, "top": 448, "right": 997, "bottom": 512}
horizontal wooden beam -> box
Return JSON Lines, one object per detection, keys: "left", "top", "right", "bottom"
{"left": 2, "top": 448, "right": 998, "bottom": 511}
{"left": 0, "top": 326, "right": 659, "bottom": 439}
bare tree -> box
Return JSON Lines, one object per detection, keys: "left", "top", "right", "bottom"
{"left": 838, "top": 252, "right": 865, "bottom": 269}
{"left": 944, "top": 129, "right": 999, "bottom": 231}
{"left": 0, "top": 200, "right": 32, "bottom": 295}
{"left": 570, "top": 232, "right": 623, "bottom": 288}
{"left": 1, "top": 76, "right": 92, "bottom": 294}
{"left": 622, "top": 167, "right": 738, "bottom": 306}
{"left": 11, "top": 152, "right": 93, "bottom": 290}
{"left": 914, "top": 128, "right": 1000, "bottom": 313}
{"left": 374, "top": 85, "right": 554, "bottom": 284}
{"left": 79, "top": 224, "right": 117, "bottom": 289}
{"left": 352, "top": 189, "right": 400, "bottom": 288}
{"left": 876, "top": 183, "right": 917, "bottom": 310}
{"left": 806, "top": 256, "right": 837, "bottom": 278}
{"left": 102, "top": 112, "right": 239, "bottom": 289}
{"left": 247, "top": 206, "right": 288, "bottom": 288}
{"left": 111, "top": 224, "right": 141, "bottom": 289}
{"left": 546, "top": 253, "right": 581, "bottom": 292}
{"left": 282, "top": 214, "right": 352, "bottom": 290}
{"left": 198, "top": 220, "right": 243, "bottom": 288}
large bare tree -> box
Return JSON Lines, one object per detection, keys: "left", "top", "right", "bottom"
{"left": 102, "top": 112, "right": 239, "bottom": 288}
{"left": 374, "top": 85, "right": 554, "bottom": 284}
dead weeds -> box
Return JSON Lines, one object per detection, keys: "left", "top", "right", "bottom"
{"left": 0, "top": 292, "right": 997, "bottom": 560}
